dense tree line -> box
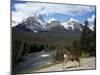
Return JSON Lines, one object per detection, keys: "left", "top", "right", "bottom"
{"left": 80, "top": 18, "right": 96, "bottom": 56}
{"left": 12, "top": 40, "right": 58, "bottom": 64}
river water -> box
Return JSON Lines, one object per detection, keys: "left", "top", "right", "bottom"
{"left": 15, "top": 50, "right": 56, "bottom": 73}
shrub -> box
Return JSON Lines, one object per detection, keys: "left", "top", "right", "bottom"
{"left": 55, "top": 49, "right": 64, "bottom": 61}
{"left": 81, "top": 51, "right": 90, "bottom": 58}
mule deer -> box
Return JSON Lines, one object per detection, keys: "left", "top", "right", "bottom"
{"left": 63, "top": 50, "right": 80, "bottom": 69}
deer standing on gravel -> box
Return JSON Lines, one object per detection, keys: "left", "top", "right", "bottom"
{"left": 63, "top": 50, "right": 80, "bottom": 69}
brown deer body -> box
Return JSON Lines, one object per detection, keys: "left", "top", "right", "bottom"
{"left": 63, "top": 50, "right": 80, "bottom": 69}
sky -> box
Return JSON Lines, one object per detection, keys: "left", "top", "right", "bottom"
{"left": 12, "top": 0, "right": 96, "bottom": 28}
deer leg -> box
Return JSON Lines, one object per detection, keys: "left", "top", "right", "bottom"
{"left": 63, "top": 59, "right": 69, "bottom": 69}
{"left": 63, "top": 59, "right": 66, "bottom": 69}
{"left": 76, "top": 58, "right": 80, "bottom": 66}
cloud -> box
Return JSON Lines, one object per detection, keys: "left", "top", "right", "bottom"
{"left": 12, "top": 2, "right": 95, "bottom": 26}
{"left": 87, "top": 15, "right": 95, "bottom": 22}
{"left": 87, "top": 15, "right": 95, "bottom": 30}
{"left": 12, "top": 11, "right": 28, "bottom": 27}
{"left": 36, "top": 3, "right": 95, "bottom": 16}
{"left": 13, "top": 2, "right": 95, "bottom": 16}
{"left": 12, "top": 15, "right": 24, "bottom": 27}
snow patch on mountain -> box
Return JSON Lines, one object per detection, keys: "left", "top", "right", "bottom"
{"left": 35, "top": 14, "right": 47, "bottom": 28}
{"left": 47, "top": 18, "right": 57, "bottom": 23}
{"left": 68, "top": 17, "right": 79, "bottom": 22}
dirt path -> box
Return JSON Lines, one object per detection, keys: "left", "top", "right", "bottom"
{"left": 33, "top": 57, "right": 96, "bottom": 72}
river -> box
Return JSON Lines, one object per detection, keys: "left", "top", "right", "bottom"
{"left": 15, "top": 50, "right": 56, "bottom": 73}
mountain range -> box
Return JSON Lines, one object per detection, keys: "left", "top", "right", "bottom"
{"left": 12, "top": 14, "right": 83, "bottom": 33}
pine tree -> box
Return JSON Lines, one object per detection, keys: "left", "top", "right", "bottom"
{"left": 80, "top": 20, "right": 93, "bottom": 55}
{"left": 80, "top": 20, "right": 88, "bottom": 52}
{"left": 91, "top": 17, "right": 96, "bottom": 56}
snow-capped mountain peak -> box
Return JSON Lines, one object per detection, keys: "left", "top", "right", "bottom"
{"left": 35, "top": 14, "right": 47, "bottom": 28}
{"left": 68, "top": 17, "right": 78, "bottom": 22}
{"left": 14, "top": 14, "right": 47, "bottom": 32}
{"left": 36, "top": 14, "right": 43, "bottom": 20}
{"left": 62, "top": 17, "right": 83, "bottom": 31}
